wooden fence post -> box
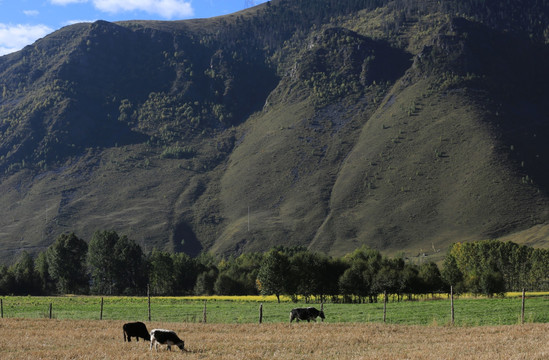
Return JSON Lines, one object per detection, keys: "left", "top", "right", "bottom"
{"left": 383, "top": 291, "right": 387, "bottom": 323}
{"left": 49, "top": 303, "right": 52, "bottom": 319}
{"left": 148, "top": 284, "right": 151, "bottom": 322}
{"left": 521, "top": 289, "right": 525, "bottom": 325}
{"left": 203, "top": 300, "right": 207, "bottom": 323}
{"left": 450, "top": 286, "right": 455, "bottom": 325}
{"left": 259, "top": 303, "right": 263, "bottom": 324}
{"left": 100, "top": 297, "right": 104, "bottom": 320}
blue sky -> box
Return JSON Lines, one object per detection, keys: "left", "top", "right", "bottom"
{"left": 0, "top": 0, "right": 268, "bottom": 56}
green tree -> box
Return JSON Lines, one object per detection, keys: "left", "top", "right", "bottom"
{"left": 214, "top": 273, "right": 242, "bottom": 295}
{"left": 194, "top": 269, "right": 217, "bottom": 295}
{"left": 288, "top": 251, "right": 330, "bottom": 301}
{"left": 35, "top": 251, "right": 56, "bottom": 294}
{"left": 88, "top": 230, "right": 119, "bottom": 294}
{"left": 88, "top": 230, "right": 147, "bottom": 295}
{"left": 373, "top": 258, "right": 402, "bottom": 298}
{"left": 529, "top": 248, "right": 549, "bottom": 290}
{"left": 11, "top": 251, "right": 41, "bottom": 295}
{"left": 113, "top": 236, "right": 147, "bottom": 295}
{"left": 192, "top": 252, "right": 219, "bottom": 295}
{"left": 47, "top": 233, "right": 88, "bottom": 294}
{"left": 231, "top": 252, "right": 264, "bottom": 294}
{"left": 441, "top": 252, "right": 464, "bottom": 293}
{"left": 399, "top": 264, "right": 421, "bottom": 300}
{"left": 213, "top": 253, "right": 263, "bottom": 295}
{"left": 148, "top": 249, "right": 175, "bottom": 295}
{"left": 339, "top": 264, "right": 367, "bottom": 301}
{"left": 257, "top": 249, "right": 290, "bottom": 303}
{"left": 172, "top": 252, "right": 199, "bottom": 295}
{"left": 0, "top": 265, "right": 14, "bottom": 294}
{"left": 339, "top": 246, "right": 383, "bottom": 302}
{"left": 418, "top": 261, "right": 444, "bottom": 296}
{"left": 324, "top": 257, "right": 347, "bottom": 300}
{"left": 479, "top": 269, "right": 505, "bottom": 297}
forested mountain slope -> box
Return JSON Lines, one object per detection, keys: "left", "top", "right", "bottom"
{"left": 1, "top": 0, "right": 548, "bottom": 264}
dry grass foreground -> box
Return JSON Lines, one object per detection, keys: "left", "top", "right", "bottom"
{"left": 0, "top": 318, "right": 547, "bottom": 359}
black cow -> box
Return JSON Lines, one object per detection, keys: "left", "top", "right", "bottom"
{"left": 123, "top": 322, "right": 150, "bottom": 342}
{"left": 289, "top": 307, "right": 325, "bottom": 323}
{"left": 150, "top": 329, "right": 186, "bottom": 351}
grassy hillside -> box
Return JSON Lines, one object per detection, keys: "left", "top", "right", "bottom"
{"left": 0, "top": 0, "right": 549, "bottom": 264}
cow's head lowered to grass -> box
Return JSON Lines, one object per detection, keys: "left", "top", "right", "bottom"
{"left": 150, "top": 329, "right": 185, "bottom": 351}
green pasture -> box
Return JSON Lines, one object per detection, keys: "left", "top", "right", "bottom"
{"left": 0, "top": 295, "right": 547, "bottom": 326}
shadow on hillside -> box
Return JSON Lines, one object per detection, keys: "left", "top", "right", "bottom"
{"left": 172, "top": 221, "right": 202, "bottom": 257}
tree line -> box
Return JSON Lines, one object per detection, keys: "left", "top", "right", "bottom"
{"left": 0, "top": 230, "right": 547, "bottom": 300}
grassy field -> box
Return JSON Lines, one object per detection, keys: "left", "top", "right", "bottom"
{"left": 0, "top": 318, "right": 547, "bottom": 359}
{"left": 1, "top": 294, "right": 547, "bottom": 326}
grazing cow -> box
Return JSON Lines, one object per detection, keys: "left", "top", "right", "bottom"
{"left": 150, "top": 329, "right": 186, "bottom": 351}
{"left": 289, "top": 307, "right": 325, "bottom": 323}
{"left": 123, "top": 322, "right": 150, "bottom": 342}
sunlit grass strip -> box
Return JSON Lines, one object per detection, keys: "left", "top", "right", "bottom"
{"left": 153, "top": 295, "right": 293, "bottom": 302}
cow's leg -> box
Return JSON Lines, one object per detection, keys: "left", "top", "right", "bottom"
{"left": 150, "top": 339, "right": 154, "bottom": 351}
{"left": 167, "top": 345, "right": 172, "bottom": 351}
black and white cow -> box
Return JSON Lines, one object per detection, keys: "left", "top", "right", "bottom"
{"left": 150, "top": 329, "right": 186, "bottom": 351}
{"left": 289, "top": 307, "right": 325, "bottom": 323}
{"left": 123, "top": 322, "right": 150, "bottom": 342}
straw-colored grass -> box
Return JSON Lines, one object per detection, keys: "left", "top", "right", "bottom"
{"left": 0, "top": 318, "right": 547, "bottom": 359}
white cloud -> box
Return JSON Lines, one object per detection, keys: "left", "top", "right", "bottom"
{"left": 50, "top": 0, "right": 87, "bottom": 4}
{"left": 93, "top": 0, "right": 193, "bottom": 19}
{"left": 50, "top": 0, "right": 194, "bottom": 18}
{"left": 0, "top": 24, "right": 53, "bottom": 56}
{"left": 63, "top": 19, "right": 96, "bottom": 26}
{"left": 23, "top": 10, "right": 40, "bottom": 16}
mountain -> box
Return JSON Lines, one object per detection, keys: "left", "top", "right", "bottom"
{"left": 1, "top": 0, "right": 549, "bottom": 264}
